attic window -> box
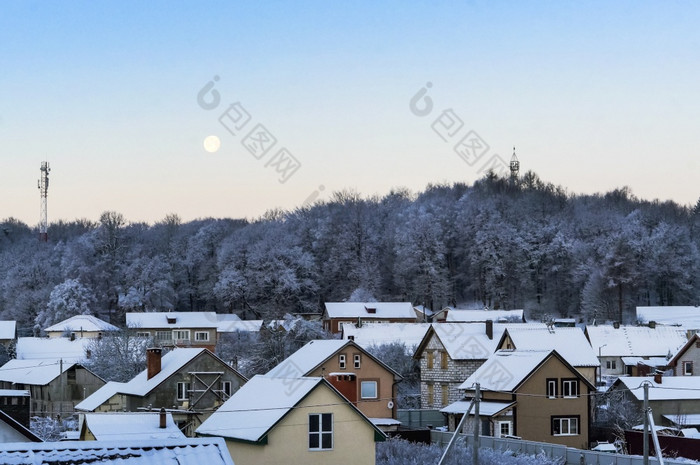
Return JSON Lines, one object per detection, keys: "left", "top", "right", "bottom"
{"left": 167, "top": 316, "right": 177, "bottom": 324}
{"left": 365, "top": 306, "right": 377, "bottom": 314}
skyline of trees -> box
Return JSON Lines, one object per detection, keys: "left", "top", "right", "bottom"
{"left": 1, "top": 171, "right": 698, "bottom": 334}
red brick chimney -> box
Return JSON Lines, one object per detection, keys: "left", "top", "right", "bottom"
{"left": 147, "top": 348, "right": 162, "bottom": 380}
{"left": 159, "top": 407, "right": 166, "bottom": 429}
{"left": 485, "top": 320, "right": 493, "bottom": 340}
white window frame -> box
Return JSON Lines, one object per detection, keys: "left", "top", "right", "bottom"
{"left": 546, "top": 379, "right": 557, "bottom": 399}
{"left": 338, "top": 354, "right": 346, "bottom": 369}
{"left": 497, "top": 421, "right": 512, "bottom": 438}
{"left": 194, "top": 331, "right": 210, "bottom": 342}
{"left": 221, "top": 380, "right": 232, "bottom": 397}
{"left": 354, "top": 354, "right": 361, "bottom": 369}
{"left": 552, "top": 417, "right": 579, "bottom": 436}
{"left": 308, "top": 413, "right": 333, "bottom": 450}
{"left": 360, "top": 381, "right": 378, "bottom": 399}
{"left": 562, "top": 379, "right": 578, "bottom": 398}
{"left": 173, "top": 329, "right": 190, "bottom": 341}
{"left": 136, "top": 332, "right": 151, "bottom": 338}
{"left": 177, "top": 382, "right": 190, "bottom": 401}
{"left": 683, "top": 361, "right": 693, "bottom": 376}
{"left": 155, "top": 330, "right": 171, "bottom": 342}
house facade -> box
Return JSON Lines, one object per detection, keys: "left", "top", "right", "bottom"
{"left": 196, "top": 376, "right": 385, "bottom": 465}
{"left": 453, "top": 350, "right": 594, "bottom": 449}
{"left": 266, "top": 339, "right": 401, "bottom": 423}
{"left": 126, "top": 312, "right": 219, "bottom": 351}
{"left": 43, "top": 315, "right": 119, "bottom": 339}
{"left": 323, "top": 302, "right": 417, "bottom": 334}
{"left": 669, "top": 333, "right": 700, "bottom": 376}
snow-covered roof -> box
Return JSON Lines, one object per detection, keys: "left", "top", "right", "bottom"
{"left": 663, "top": 414, "right": 700, "bottom": 427}
{"left": 44, "top": 314, "right": 119, "bottom": 334}
{"left": 440, "top": 400, "right": 515, "bottom": 417}
{"left": 196, "top": 375, "right": 325, "bottom": 442}
{"left": 0, "top": 438, "right": 235, "bottom": 465}
{"left": 216, "top": 319, "right": 263, "bottom": 333}
{"left": 459, "top": 350, "right": 555, "bottom": 391}
{"left": 77, "top": 348, "right": 223, "bottom": 409}
{"left": 266, "top": 339, "right": 348, "bottom": 377}
{"left": 0, "top": 410, "right": 42, "bottom": 443}
{"left": 75, "top": 381, "right": 130, "bottom": 412}
{"left": 324, "top": 302, "right": 416, "bottom": 320}
{"left": 126, "top": 312, "right": 219, "bottom": 329}
{"left": 81, "top": 412, "right": 185, "bottom": 440}
{"left": 613, "top": 376, "right": 700, "bottom": 401}
{"left": 0, "top": 321, "right": 16, "bottom": 340}
{"left": 446, "top": 309, "right": 524, "bottom": 323}
{"left": 420, "top": 322, "right": 547, "bottom": 360}
{"left": 0, "top": 359, "right": 72, "bottom": 385}
{"left": 340, "top": 322, "right": 431, "bottom": 349}
{"left": 369, "top": 418, "right": 402, "bottom": 426}
{"left": 620, "top": 356, "right": 670, "bottom": 367}
{"left": 16, "top": 337, "right": 90, "bottom": 363}
{"left": 637, "top": 306, "right": 700, "bottom": 329}
{"left": 502, "top": 326, "right": 599, "bottom": 367}
{"left": 585, "top": 325, "right": 687, "bottom": 357}
{"left": 0, "top": 390, "right": 30, "bottom": 397}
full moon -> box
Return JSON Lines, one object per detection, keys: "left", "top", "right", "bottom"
{"left": 203, "top": 135, "right": 221, "bottom": 153}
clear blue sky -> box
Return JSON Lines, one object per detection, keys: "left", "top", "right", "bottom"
{"left": 1, "top": 1, "right": 698, "bottom": 225}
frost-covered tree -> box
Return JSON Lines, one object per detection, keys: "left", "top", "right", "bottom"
{"left": 83, "top": 330, "right": 154, "bottom": 382}
{"left": 35, "top": 278, "right": 95, "bottom": 331}
{"left": 366, "top": 342, "right": 420, "bottom": 408}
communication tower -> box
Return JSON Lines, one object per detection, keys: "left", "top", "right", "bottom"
{"left": 510, "top": 147, "right": 520, "bottom": 182}
{"left": 38, "top": 162, "right": 50, "bottom": 242}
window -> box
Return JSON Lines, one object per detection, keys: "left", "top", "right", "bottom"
{"left": 426, "top": 350, "right": 433, "bottom": 369}
{"left": 136, "top": 332, "right": 150, "bottom": 338}
{"left": 309, "top": 413, "right": 333, "bottom": 450}
{"left": 497, "top": 421, "right": 512, "bottom": 437}
{"left": 361, "top": 381, "right": 378, "bottom": 399}
{"left": 221, "top": 381, "right": 232, "bottom": 397}
{"left": 683, "top": 361, "right": 693, "bottom": 376}
{"left": 173, "top": 330, "right": 190, "bottom": 341}
{"left": 427, "top": 384, "right": 434, "bottom": 406}
{"left": 195, "top": 331, "right": 210, "bottom": 342}
{"left": 354, "top": 354, "right": 361, "bottom": 369}
{"left": 606, "top": 360, "right": 617, "bottom": 370}
{"left": 155, "top": 330, "right": 171, "bottom": 341}
{"left": 177, "top": 382, "right": 190, "bottom": 401}
{"left": 440, "top": 351, "right": 448, "bottom": 370}
{"left": 441, "top": 383, "right": 449, "bottom": 406}
{"left": 546, "top": 378, "right": 558, "bottom": 399}
{"left": 552, "top": 416, "right": 579, "bottom": 436}
{"left": 338, "top": 354, "right": 346, "bottom": 369}
{"left": 561, "top": 379, "right": 579, "bottom": 398}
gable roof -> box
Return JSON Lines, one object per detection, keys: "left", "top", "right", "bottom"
{"left": 0, "top": 321, "right": 16, "bottom": 340}
{"left": 637, "top": 306, "right": 700, "bottom": 329}
{"left": 264, "top": 339, "right": 402, "bottom": 380}
{"left": 445, "top": 309, "right": 525, "bottom": 323}
{"left": 668, "top": 333, "right": 700, "bottom": 367}
{"left": 0, "top": 359, "right": 75, "bottom": 385}
{"left": 81, "top": 412, "right": 186, "bottom": 440}
{"left": 459, "top": 349, "right": 596, "bottom": 393}
{"left": 0, "top": 438, "right": 235, "bottom": 465}
{"left": 76, "top": 348, "right": 245, "bottom": 409}
{"left": 585, "top": 325, "right": 687, "bottom": 357}
{"left": 612, "top": 376, "right": 700, "bottom": 401}
{"left": 16, "top": 336, "right": 91, "bottom": 363}
{"left": 126, "top": 312, "right": 219, "bottom": 329}
{"left": 499, "top": 326, "right": 599, "bottom": 367}
{"left": 43, "top": 314, "right": 119, "bottom": 334}
{"left": 413, "top": 322, "right": 548, "bottom": 360}
{"left": 340, "top": 322, "right": 431, "bottom": 349}
{"left": 324, "top": 302, "right": 416, "bottom": 320}
{"left": 217, "top": 319, "right": 263, "bottom": 333}
{"left": 0, "top": 409, "right": 42, "bottom": 442}
{"left": 196, "top": 375, "right": 385, "bottom": 443}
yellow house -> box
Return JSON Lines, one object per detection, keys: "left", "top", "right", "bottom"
{"left": 43, "top": 315, "right": 119, "bottom": 339}
{"left": 196, "top": 375, "right": 386, "bottom": 465}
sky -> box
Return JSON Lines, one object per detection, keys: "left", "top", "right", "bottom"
{"left": 1, "top": 1, "right": 698, "bottom": 226}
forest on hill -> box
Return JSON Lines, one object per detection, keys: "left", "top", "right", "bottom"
{"left": 1, "top": 171, "right": 698, "bottom": 335}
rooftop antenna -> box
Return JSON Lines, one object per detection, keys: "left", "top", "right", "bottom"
{"left": 38, "top": 161, "right": 50, "bottom": 242}
{"left": 509, "top": 146, "right": 519, "bottom": 182}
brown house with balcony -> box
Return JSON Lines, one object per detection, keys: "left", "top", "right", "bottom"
{"left": 265, "top": 339, "right": 402, "bottom": 430}
{"left": 322, "top": 302, "right": 417, "bottom": 334}
{"left": 445, "top": 349, "right": 595, "bottom": 449}
{"left": 126, "top": 312, "right": 219, "bottom": 351}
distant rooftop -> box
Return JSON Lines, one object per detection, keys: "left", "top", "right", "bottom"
{"left": 16, "top": 336, "right": 91, "bottom": 363}
{"left": 585, "top": 324, "right": 687, "bottom": 358}
{"left": 0, "top": 320, "right": 17, "bottom": 340}
{"left": 341, "top": 322, "right": 431, "bottom": 349}
{"left": 324, "top": 302, "right": 416, "bottom": 319}
{"left": 81, "top": 412, "right": 185, "bottom": 440}
{"left": 637, "top": 306, "right": 700, "bottom": 329}
{"left": 44, "top": 314, "right": 119, "bottom": 334}
{"left": 126, "top": 312, "right": 219, "bottom": 329}
{"left": 445, "top": 308, "right": 524, "bottom": 323}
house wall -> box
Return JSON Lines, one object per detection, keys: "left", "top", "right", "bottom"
{"left": 224, "top": 385, "right": 378, "bottom": 465}
{"left": 25, "top": 366, "right": 105, "bottom": 417}
{"left": 599, "top": 356, "right": 626, "bottom": 377}
{"left": 137, "top": 327, "right": 218, "bottom": 351}
{"left": 325, "top": 318, "right": 416, "bottom": 334}
{"left": 46, "top": 330, "right": 103, "bottom": 339}
{"left": 514, "top": 356, "right": 590, "bottom": 449}
{"left": 418, "top": 333, "right": 485, "bottom": 409}
{"left": 308, "top": 347, "right": 396, "bottom": 419}
{"left": 674, "top": 342, "right": 700, "bottom": 376}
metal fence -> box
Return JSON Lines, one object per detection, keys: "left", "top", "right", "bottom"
{"left": 397, "top": 409, "right": 446, "bottom": 429}
{"left": 430, "top": 430, "right": 690, "bottom": 465}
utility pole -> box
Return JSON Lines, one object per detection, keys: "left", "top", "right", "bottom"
{"left": 643, "top": 381, "right": 649, "bottom": 465}
{"left": 473, "top": 383, "right": 480, "bottom": 465}
{"left": 438, "top": 395, "right": 475, "bottom": 465}
{"left": 59, "top": 358, "right": 63, "bottom": 419}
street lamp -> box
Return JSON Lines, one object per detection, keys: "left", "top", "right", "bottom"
{"left": 598, "top": 344, "right": 608, "bottom": 386}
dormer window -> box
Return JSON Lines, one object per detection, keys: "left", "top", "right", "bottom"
{"left": 365, "top": 306, "right": 377, "bottom": 314}
{"left": 167, "top": 316, "right": 177, "bottom": 324}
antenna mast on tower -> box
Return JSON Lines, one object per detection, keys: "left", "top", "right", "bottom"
{"left": 509, "top": 147, "right": 520, "bottom": 183}
{"left": 38, "top": 161, "right": 50, "bottom": 242}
